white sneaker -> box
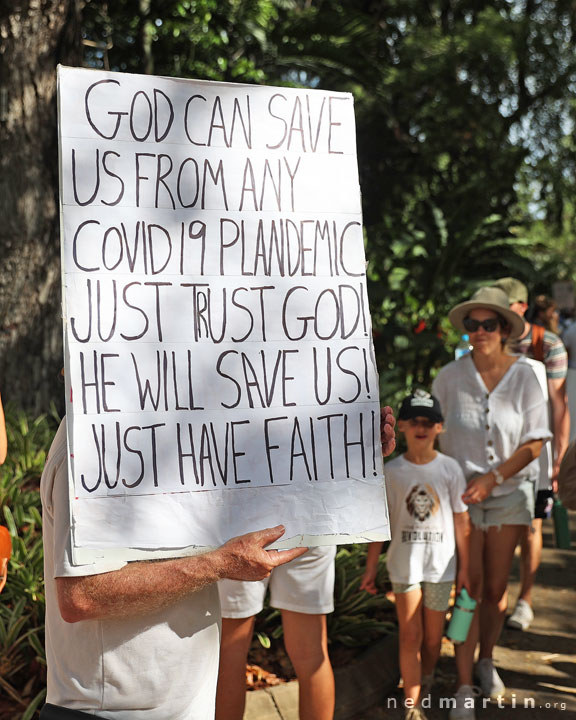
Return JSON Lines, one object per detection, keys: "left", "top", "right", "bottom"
{"left": 507, "top": 599, "right": 534, "bottom": 631}
{"left": 448, "top": 684, "right": 478, "bottom": 720}
{"left": 476, "top": 657, "right": 505, "bottom": 698}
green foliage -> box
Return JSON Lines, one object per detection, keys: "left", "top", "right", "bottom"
{"left": 79, "top": 1, "right": 576, "bottom": 398}
{"left": 281, "top": 1, "right": 576, "bottom": 399}
{"left": 82, "top": 0, "right": 290, "bottom": 83}
{"left": 0, "top": 409, "right": 59, "bottom": 719}
{"left": 327, "top": 545, "right": 395, "bottom": 647}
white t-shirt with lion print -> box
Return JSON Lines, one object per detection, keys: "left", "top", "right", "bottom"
{"left": 385, "top": 452, "right": 467, "bottom": 584}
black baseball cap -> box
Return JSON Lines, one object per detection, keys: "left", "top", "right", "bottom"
{"left": 398, "top": 390, "right": 444, "bottom": 423}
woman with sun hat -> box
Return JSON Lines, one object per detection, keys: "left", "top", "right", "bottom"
{"left": 432, "top": 286, "right": 552, "bottom": 720}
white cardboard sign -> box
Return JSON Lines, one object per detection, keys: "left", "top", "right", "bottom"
{"left": 57, "top": 66, "right": 390, "bottom": 563}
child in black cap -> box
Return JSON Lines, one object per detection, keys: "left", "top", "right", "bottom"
{"left": 361, "top": 390, "right": 471, "bottom": 720}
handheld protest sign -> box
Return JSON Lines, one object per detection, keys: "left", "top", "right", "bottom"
{"left": 0, "top": 526, "right": 11, "bottom": 593}
{"left": 57, "top": 66, "right": 390, "bottom": 563}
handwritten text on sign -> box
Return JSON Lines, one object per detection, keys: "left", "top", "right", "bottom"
{"left": 59, "top": 67, "right": 385, "bottom": 547}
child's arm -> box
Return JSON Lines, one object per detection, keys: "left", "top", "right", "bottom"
{"left": 359, "top": 541, "right": 384, "bottom": 595}
{"left": 453, "top": 511, "right": 471, "bottom": 595}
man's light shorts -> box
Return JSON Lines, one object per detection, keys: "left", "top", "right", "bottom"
{"left": 218, "top": 546, "right": 337, "bottom": 619}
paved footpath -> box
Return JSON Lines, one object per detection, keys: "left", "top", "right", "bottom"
{"left": 354, "top": 511, "right": 576, "bottom": 720}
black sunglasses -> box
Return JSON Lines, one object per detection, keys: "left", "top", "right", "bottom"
{"left": 407, "top": 418, "right": 436, "bottom": 429}
{"left": 463, "top": 317, "right": 500, "bottom": 333}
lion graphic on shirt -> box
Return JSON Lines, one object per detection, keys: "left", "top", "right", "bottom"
{"left": 406, "top": 484, "right": 440, "bottom": 521}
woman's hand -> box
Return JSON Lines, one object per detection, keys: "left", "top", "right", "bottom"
{"left": 462, "top": 473, "right": 496, "bottom": 505}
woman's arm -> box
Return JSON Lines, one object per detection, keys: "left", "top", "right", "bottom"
{"left": 462, "top": 438, "right": 544, "bottom": 505}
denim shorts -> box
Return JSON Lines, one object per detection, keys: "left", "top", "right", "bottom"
{"left": 391, "top": 580, "right": 453, "bottom": 612}
{"left": 468, "top": 480, "right": 535, "bottom": 530}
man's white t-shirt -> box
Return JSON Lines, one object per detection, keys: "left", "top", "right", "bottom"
{"left": 385, "top": 452, "right": 468, "bottom": 585}
{"left": 41, "top": 421, "right": 221, "bottom": 719}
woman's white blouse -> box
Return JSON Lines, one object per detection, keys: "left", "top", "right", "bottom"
{"left": 432, "top": 354, "right": 552, "bottom": 496}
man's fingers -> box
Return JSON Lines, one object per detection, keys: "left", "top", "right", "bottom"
{"left": 383, "top": 440, "right": 396, "bottom": 458}
{"left": 380, "top": 406, "right": 396, "bottom": 459}
{"left": 382, "top": 423, "right": 395, "bottom": 439}
{"left": 248, "top": 524, "right": 287, "bottom": 547}
{"left": 269, "top": 546, "right": 308, "bottom": 567}
{"left": 381, "top": 407, "right": 396, "bottom": 426}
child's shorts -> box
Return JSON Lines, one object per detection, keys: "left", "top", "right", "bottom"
{"left": 391, "top": 581, "right": 453, "bottom": 612}
{"left": 468, "top": 480, "right": 535, "bottom": 530}
{"left": 218, "top": 546, "right": 336, "bottom": 618}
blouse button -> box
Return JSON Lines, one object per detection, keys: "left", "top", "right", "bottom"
{"left": 485, "top": 408, "right": 489, "bottom": 413}
{"left": 485, "top": 393, "right": 489, "bottom": 399}
{"left": 489, "top": 455, "right": 494, "bottom": 460}
{"left": 485, "top": 425, "right": 490, "bottom": 430}
{"left": 487, "top": 440, "right": 493, "bottom": 446}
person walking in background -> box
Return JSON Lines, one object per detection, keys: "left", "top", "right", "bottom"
{"left": 492, "top": 278, "right": 569, "bottom": 631}
{"left": 361, "top": 391, "right": 470, "bottom": 720}
{"left": 526, "top": 294, "right": 560, "bottom": 334}
{"left": 432, "top": 287, "right": 551, "bottom": 719}
{"left": 217, "top": 545, "right": 337, "bottom": 720}
{"left": 561, "top": 317, "right": 576, "bottom": 443}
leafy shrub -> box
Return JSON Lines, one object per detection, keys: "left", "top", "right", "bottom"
{"left": 328, "top": 544, "right": 395, "bottom": 647}
{"left": 0, "top": 408, "right": 59, "bottom": 720}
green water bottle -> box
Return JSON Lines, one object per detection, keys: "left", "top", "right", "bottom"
{"left": 553, "top": 498, "right": 571, "bottom": 549}
{"left": 446, "top": 588, "right": 477, "bottom": 644}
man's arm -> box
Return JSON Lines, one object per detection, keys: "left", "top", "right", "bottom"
{"left": 548, "top": 377, "right": 570, "bottom": 479}
{"left": 57, "top": 525, "right": 307, "bottom": 623}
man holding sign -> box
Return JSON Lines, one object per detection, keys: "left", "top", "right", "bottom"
{"left": 41, "top": 409, "right": 394, "bottom": 720}
{"left": 40, "top": 419, "right": 307, "bottom": 720}
{"left": 49, "top": 66, "right": 392, "bottom": 719}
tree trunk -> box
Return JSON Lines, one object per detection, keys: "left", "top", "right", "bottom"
{"left": 0, "top": 0, "right": 81, "bottom": 415}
